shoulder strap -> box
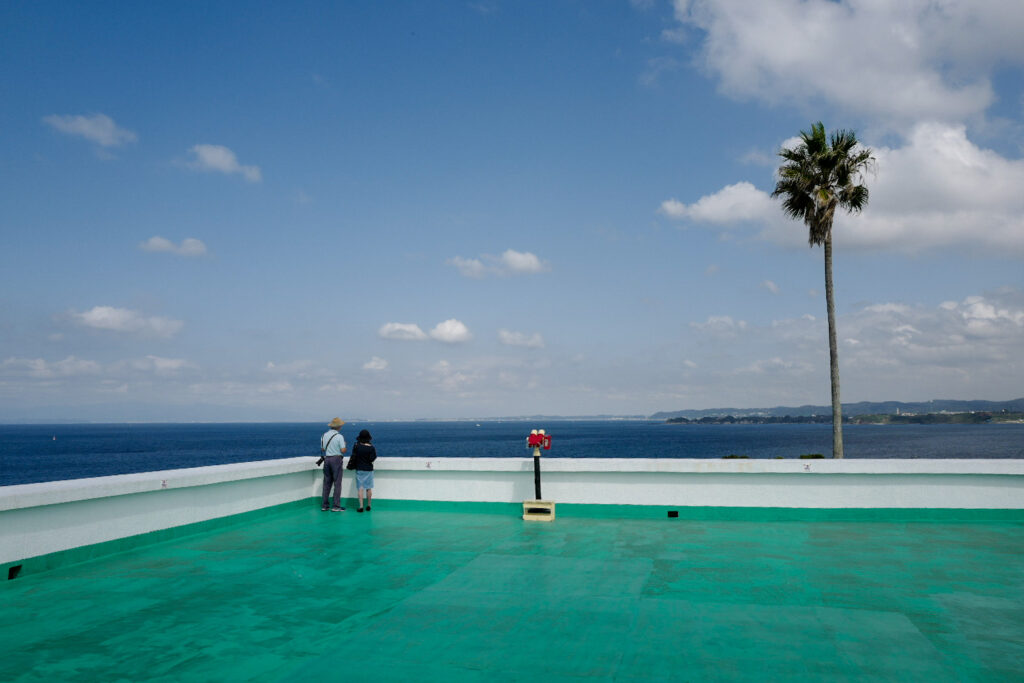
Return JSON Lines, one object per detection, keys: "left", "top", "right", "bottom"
{"left": 321, "top": 432, "right": 338, "bottom": 454}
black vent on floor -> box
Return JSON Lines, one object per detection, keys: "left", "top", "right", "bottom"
{"left": 8, "top": 565, "right": 22, "bottom": 580}
{"left": 667, "top": 511, "right": 679, "bottom": 518}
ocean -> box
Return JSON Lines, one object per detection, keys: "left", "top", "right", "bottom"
{"left": 2, "top": 420, "right": 1022, "bottom": 486}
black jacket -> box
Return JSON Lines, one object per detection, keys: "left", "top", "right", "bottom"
{"left": 349, "top": 442, "right": 377, "bottom": 471}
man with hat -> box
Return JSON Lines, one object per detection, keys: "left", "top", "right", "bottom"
{"left": 320, "top": 417, "right": 348, "bottom": 511}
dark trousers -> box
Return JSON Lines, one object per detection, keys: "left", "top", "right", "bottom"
{"left": 321, "top": 455, "right": 344, "bottom": 508}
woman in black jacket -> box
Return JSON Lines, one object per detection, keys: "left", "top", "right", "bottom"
{"left": 350, "top": 429, "right": 377, "bottom": 512}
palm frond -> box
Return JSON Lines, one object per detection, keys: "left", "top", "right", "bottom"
{"left": 772, "top": 122, "right": 874, "bottom": 246}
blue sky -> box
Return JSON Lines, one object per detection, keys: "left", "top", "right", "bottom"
{"left": 2, "top": 0, "right": 1023, "bottom": 421}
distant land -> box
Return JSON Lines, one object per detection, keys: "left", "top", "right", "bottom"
{"left": 650, "top": 398, "right": 1024, "bottom": 421}
{"left": 667, "top": 412, "right": 1024, "bottom": 425}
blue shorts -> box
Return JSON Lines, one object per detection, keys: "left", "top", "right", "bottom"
{"left": 356, "top": 470, "right": 374, "bottom": 490}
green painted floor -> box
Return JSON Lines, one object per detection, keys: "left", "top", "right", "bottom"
{"left": 3, "top": 502, "right": 1023, "bottom": 681}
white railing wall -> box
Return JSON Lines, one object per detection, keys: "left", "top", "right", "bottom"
{"left": 3, "top": 456, "right": 1023, "bottom": 565}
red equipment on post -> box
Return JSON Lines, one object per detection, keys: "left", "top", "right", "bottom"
{"left": 523, "top": 428, "right": 555, "bottom": 521}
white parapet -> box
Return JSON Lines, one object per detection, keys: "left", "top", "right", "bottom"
{"left": 376, "top": 457, "right": 1024, "bottom": 508}
{"left": 0, "top": 458, "right": 317, "bottom": 565}
{"left": 2, "top": 457, "right": 1023, "bottom": 566}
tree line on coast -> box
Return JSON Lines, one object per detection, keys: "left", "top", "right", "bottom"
{"left": 666, "top": 411, "right": 1024, "bottom": 426}
{"left": 667, "top": 415, "right": 841, "bottom": 425}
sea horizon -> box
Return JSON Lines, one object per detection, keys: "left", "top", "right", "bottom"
{"left": 4, "top": 421, "right": 1023, "bottom": 487}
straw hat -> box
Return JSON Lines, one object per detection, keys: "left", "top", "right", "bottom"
{"left": 328, "top": 417, "right": 345, "bottom": 428}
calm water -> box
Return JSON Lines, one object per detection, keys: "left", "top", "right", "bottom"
{"left": 1, "top": 420, "right": 1022, "bottom": 486}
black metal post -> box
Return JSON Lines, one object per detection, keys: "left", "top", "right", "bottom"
{"left": 533, "top": 453, "right": 542, "bottom": 499}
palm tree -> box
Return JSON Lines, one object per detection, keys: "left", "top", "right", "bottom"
{"left": 772, "top": 122, "right": 873, "bottom": 459}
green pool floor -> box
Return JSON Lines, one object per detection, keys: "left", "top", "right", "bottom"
{"left": 3, "top": 502, "right": 1023, "bottom": 681}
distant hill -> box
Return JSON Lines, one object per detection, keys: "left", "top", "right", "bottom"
{"left": 650, "top": 398, "right": 1024, "bottom": 421}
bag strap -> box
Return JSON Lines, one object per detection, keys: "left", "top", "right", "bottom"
{"left": 321, "top": 432, "right": 338, "bottom": 455}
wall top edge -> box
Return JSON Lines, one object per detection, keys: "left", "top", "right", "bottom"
{"left": 380, "top": 457, "right": 1024, "bottom": 476}
{"left": 0, "top": 457, "right": 315, "bottom": 511}
{"left": 3, "top": 456, "right": 1023, "bottom": 511}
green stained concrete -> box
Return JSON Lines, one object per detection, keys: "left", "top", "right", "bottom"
{"left": 3, "top": 502, "right": 1023, "bottom": 681}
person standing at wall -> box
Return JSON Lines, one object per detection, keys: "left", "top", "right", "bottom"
{"left": 349, "top": 429, "right": 377, "bottom": 512}
{"left": 320, "top": 418, "right": 348, "bottom": 511}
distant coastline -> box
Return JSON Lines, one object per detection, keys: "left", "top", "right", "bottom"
{"left": 667, "top": 411, "right": 1024, "bottom": 426}
{"left": 652, "top": 398, "right": 1024, "bottom": 421}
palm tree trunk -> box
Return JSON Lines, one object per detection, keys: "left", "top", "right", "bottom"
{"left": 824, "top": 233, "right": 844, "bottom": 458}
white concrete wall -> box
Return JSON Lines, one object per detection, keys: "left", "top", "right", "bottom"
{"left": 3, "top": 456, "right": 1023, "bottom": 565}
{"left": 377, "top": 457, "right": 1024, "bottom": 509}
{"left": 1, "top": 458, "right": 316, "bottom": 565}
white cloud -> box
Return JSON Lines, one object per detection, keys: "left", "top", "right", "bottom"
{"left": 864, "top": 303, "right": 912, "bottom": 315}
{"left": 737, "top": 357, "right": 814, "bottom": 375}
{"left": 662, "top": 124, "right": 1024, "bottom": 256}
{"left": 658, "top": 2, "right": 1024, "bottom": 258}
{"left": 668, "top": 0, "right": 1024, "bottom": 127}
{"left": 640, "top": 56, "right": 682, "bottom": 87}
{"left": 364, "top": 356, "right": 389, "bottom": 370}
{"left": 659, "top": 290, "right": 1024, "bottom": 408}
{"left": 761, "top": 280, "right": 780, "bottom": 295}
{"left": 378, "top": 322, "right": 428, "bottom": 341}
{"left": 256, "top": 381, "right": 294, "bottom": 394}
{"left": 428, "top": 360, "right": 475, "bottom": 392}
{"left": 1, "top": 354, "right": 197, "bottom": 384}
{"left": 71, "top": 306, "right": 183, "bottom": 337}
{"left": 498, "top": 329, "right": 545, "bottom": 348}
{"left": 143, "top": 356, "right": 193, "bottom": 374}
{"left": 447, "top": 249, "right": 549, "bottom": 277}
{"left": 187, "top": 144, "right": 262, "bottom": 182}
{"left": 956, "top": 295, "right": 1024, "bottom": 335}
{"left": 188, "top": 380, "right": 299, "bottom": 397}
{"left": 187, "top": 381, "right": 247, "bottom": 396}
{"left": 118, "top": 356, "right": 196, "bottom": 375}
{"left": 500, "top": 249, "right": 545, "bottom": 274}
{"left": 430, "top": 319, "right": 472, "bottom": 344}
{"left": 691, "top": 315, "right": 748, "bottom": 338}
{"left": 378, "top": 320, "right": 471, "bottom": 343}
{"left": 447, "top": 256, "right": 487, "bottom": 278}
{"left": 264, "top": 360, "right": 318, "bottom": 378}
{"left": 660, "top": 182, "right": 775, "bottom": 224}
{"left": 1, "top": 356, "right": 101, "bottom": 379}
{"left": 469, "top": 1, "right": 499, "bottom": 15}
{"left": 139, "top": 236, "right": 207, "bottom": 256}
{"left": 841, "top": 293, "right": 1024, "bottom": 372}
{"left": 827, "top": 123, "right": 1024, "bottom": 254}
{"left": 317, "top": 382, "right": 356, "bottom": 393}
{"left": 43, "top": 113, "right": 137, "bottom": 147}
{"left": 763, "top": 291, "right": 1024, "bottom": 386}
